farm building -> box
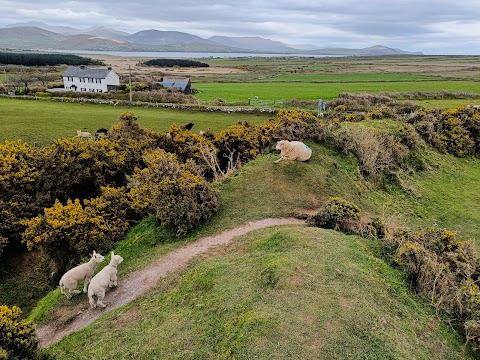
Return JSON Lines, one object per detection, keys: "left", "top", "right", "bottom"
{"left": 62, "top": 66, "right": 120, "bottom": 93}
{"left": 159, "top": 77, "right": 192, "bottom": 94}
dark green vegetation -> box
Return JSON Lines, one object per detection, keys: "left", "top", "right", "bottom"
{"left": 0, "top": 52, "right": 104, "bottom": 66}
{"left": 143, "top": 58, "right": 209, "bottom": 67}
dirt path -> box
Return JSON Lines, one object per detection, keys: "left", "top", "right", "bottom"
{"left": 36, "top": 218, "right": 305, "bottom": 348}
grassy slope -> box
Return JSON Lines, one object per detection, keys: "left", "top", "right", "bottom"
{"left": 46, "top": 227, "right": 467, "bottom": 359}
{"left": 0, "top": 97, "right": 271, "bottom": 145}
{"left": 33, "top": 141, "right": 479, "bottom": 358}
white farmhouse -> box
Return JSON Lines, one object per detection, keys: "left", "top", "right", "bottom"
{"left": 63, "top": 66, "right": 120, "bottom": 93}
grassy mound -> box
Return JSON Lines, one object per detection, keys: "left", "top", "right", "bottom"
{"left": 46, "top": 226, "right": 468, "bottom": 359}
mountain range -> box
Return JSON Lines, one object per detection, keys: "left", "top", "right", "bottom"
{"left": 1, "top": 21, "right": 423, "bottom": 55}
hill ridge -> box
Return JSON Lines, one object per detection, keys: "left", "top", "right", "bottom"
{"left": 36, "top": 217, "right": 305, "bottom": 348}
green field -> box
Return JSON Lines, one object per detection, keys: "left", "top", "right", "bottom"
{"left": 0, "top": 97, "right": 271, "bottom": 145}
{"left": 194, "top": 80, "right": 480, "bottom": 102}
{"left": 262, "top": 73, "right": 441, "bottom": 82}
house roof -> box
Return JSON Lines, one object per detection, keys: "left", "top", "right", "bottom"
{"left": 63, "top": 66, "right": 114, "bottom": 79}
{"left": 160, "top": 77, "right": 191, "bottom": 91}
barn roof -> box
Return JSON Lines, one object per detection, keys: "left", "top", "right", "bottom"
{"left": 160, "top": 77, "right": 191, "bottom": 91}
{"left": 63, "top": 66, "right": 113, "bottom": 79}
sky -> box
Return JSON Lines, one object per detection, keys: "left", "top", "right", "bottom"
{"left": 0, "top": 0, "right": 479, "bottom": 54}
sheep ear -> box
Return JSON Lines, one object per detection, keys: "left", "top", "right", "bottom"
{"left": 93, "top": 250, "right": 96, "bottom": 256}
{"left": 111, "top": 251, "right": 115, "bottom": 257}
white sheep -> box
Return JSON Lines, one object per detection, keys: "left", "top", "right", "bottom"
{"left": 274, "top": 140, "right": 312, "bottom": 164}
{"left": 88, "top": 251, "right": 124, "bottom": 308}
{"left": 59, "top": 251, "right": 105, "bottom": 299}
{"left": 76, "top": 130, "right": 92, "bottom": 139}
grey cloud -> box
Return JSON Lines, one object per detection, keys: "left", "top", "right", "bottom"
{"left": 0, "top": 0, "right": 479, "bottom": 54}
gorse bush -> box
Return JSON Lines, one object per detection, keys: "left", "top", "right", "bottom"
{"left": 128, "top": 149, "right": 219, "bottom": 236}
{"left": 408, "top": 105, "right": 480, "bottom": 156}
{"left": 272, "top": 109, "right": 326, "bottom": 142}
{"left": 0, "top": 305, "right": 38, "bottom": 359}
{"left": 214, "top": 121, "right": 275, "bottom": 170}
{"left": 307, "top": 197, "right": 360, "bottom": 233}
{"left": 390, "top": 226, "right": 480, "bottom": 349}
{"left": 21, "top": 192, "right": 130, "bottom": 277}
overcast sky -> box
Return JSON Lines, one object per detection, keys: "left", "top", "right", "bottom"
{"left": 0, "top": 0, "right": 479, "bottom": 54}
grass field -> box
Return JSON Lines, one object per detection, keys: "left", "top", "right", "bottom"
{"left": 0, "top": 97, "right": 271, "bottom": 145}
{"left": 45, "top": 226, "right": 468, "bottom": 359}
{"left": 194, "top": 80, "right": 480, "bottom": 102}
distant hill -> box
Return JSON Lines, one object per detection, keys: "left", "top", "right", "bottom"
{"left": 77, "top": 26, "right": 130, "bottom": 40}
{"left": 126, "top": 30, "right": 214, "bottom": 46}
{"left": 0, "top": 23, "right": 423, "bottom": 55}
{"left": 6, "top": 21, "right": 79, "bottom": 35}
{"left": 0, "top": 26, "right": 66, "bottom": 49}
{"left": 209, "top": 36, "right": 295, "bottom": 52}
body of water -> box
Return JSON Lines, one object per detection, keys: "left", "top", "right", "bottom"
{"left": 47, "top": 49, "right": 345, "bottom": 59}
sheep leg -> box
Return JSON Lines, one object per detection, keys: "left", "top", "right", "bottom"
{"left": 83, "top": 277, "right": 91, "bottom": 293}
{"left": 96, "top": 289, "right": 107, "bottom": 308}
{"left": 88, "top": 294, "right": 97, "bottom": 308}
{"left": 274, "top": 156, "right": 286, "bottom": 164}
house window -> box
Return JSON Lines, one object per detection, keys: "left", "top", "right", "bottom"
{"left": 66, "top": 76, "right": 74, "bottom": 81}
{"left": 89, "top": 88, "right": 94, "bottom": 92}
{"left": 81, "top": 88, "right": 86, "bottom": 91}
{"left": 97, "top": 89, "right": 102, "bottom": 93}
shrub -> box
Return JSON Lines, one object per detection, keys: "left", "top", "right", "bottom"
{"left": 21, "top": 194, "right": 129, "bottom": 277}
{"left": 214, "top": 121, "right": 273, "bottom": 170}
{"left": 0, "top": 305, "right": 38, "bottom": 359}
{"left": 159, "top": 124, "right": 217, "bottom": 178}
{"left": 35, "top": 91, "right": 52, "bottom": 97}
{"left": 408, "top": 105, "right": 480, "bottom": 156}
{"left": 272, "top": 109, "right": 325, "bottom": 142}
{"left": 0, "top": 141, "right": 43, "bottom": 250}
{"left": 388, "top": 225, "right": 480, "bottom": 349}
{"left": 330, "top": 126, "right": 409, "bottom": 178}
{"left": 128, "top": 149, "right": 219, "bottom": 236}
{"left": 308, "top": 197, "right": 360, "bottom": 232}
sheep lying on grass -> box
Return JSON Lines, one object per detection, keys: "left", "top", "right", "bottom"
{"left": 59, "top": 251, "right": 105, "bottom": 299}
{"left": 76, "top": 130, "right": 92, "bottom": 139}
{"left": 88, "top": 252, "right": 124, "bottom": 309}
{"left": 274, "top": 140, "right": 312, "bottom": 164}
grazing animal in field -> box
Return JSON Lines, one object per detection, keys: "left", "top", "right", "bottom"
{"left": 274, "top": 140, "right": 312, "bottom": 164}
{"left": 180, "top": 122, "right": 195, "bottom": 131}
{"left": 77, "top": 130, "right": 92, "bottom": 139}
{"left": 95, "top": 128, "right": 109, "bottom": 140}
{"left": 88, "top": 252, "right": 124, "bottom": 308}
{"left": 59, "top": 251, "right": 105, "bottom": 299}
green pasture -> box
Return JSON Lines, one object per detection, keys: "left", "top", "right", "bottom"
{"left": 0, "top": 97, "right": 271, "bottom": 145}
{"left": 194, "top": 80, "right": 480, "bottom": 102}
{"left": 417, "top": 99, "right": 480, "bottom": 108}
{"left": 264, "top": 73, "right": 441, "bottom": 82}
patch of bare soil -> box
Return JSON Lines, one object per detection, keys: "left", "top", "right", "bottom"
{"left": 85, "top": 54, "right": 248, "bottom": 76}
{"left": 36, "top": 218, "right": 305, "bottom": 348}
